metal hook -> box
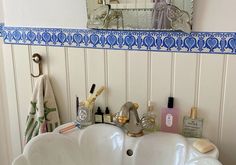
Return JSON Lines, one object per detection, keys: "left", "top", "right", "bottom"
{"left": 31, "top": 53, "right": 43, "bottom": 78}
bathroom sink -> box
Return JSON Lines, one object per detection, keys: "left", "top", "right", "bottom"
{"left": 13, "top": 123, "right": 222, "bottom": 165}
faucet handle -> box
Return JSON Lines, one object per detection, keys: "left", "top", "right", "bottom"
{"left": 132, "top": 103, "right": 139, "bottom": 110}
{"left": 113, "top": 112, "right": 128, "bottom": 126}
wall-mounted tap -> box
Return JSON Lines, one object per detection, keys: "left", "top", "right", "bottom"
{"left": 114, "top": 102, "right": 144, "bottom": 137}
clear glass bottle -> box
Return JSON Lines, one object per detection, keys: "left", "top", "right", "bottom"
{"left": 141, "top": 101, "right": 159, "bottom": 132}
{"left": 160, "top": 97, "right": 179, "bottom": 133}
{"left": 182, "top": 107, "right": 203, "bottom": 138}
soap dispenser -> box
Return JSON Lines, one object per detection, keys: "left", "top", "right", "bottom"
{"left": 95, "top": 107, "right": 104, "bottom": 123}
{"left": 182, "top": 107, "right": 203, "bottom": 138}
{"left": 160, "top": 97, "right": 179, "bottom": 133}
{"left": 141, "top": 101, "right": 158, "bottom": 132}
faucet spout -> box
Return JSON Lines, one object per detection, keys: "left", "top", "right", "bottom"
{"left": 114, "top": 102, "right": 144, "bottom": 137}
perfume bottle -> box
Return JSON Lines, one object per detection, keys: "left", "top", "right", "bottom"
{"left": 182, "top": 107, "right": 203, "bottom": 138}
{"left": 104, "top": 107, "right": 113, "bottom": 124}
{"left": 160, "top": 97, "right": 179, "bottom": 133}
{"left": 141, "top": 101, "right": 158, "bottom": 132}
{"left": 95, "top": 107, "right": 104, "bottom": 123}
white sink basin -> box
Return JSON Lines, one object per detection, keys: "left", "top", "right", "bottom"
{"left": 13, "top": 123, "right": 222, "bottom": 165}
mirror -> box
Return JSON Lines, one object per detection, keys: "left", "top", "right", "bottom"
{"left": 86, "top": 0, "right": 193, "bottom": 33}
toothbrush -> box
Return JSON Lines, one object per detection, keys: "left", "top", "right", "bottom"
{"left": 76, "top": 96, "right": 79, "bottom": 117}
{"left": 84, "top": 86, "right": 105, "bottom": 108}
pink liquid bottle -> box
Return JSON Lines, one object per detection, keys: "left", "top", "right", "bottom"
{"left": 160, "top": 97, "right": 179, "bottom": 133}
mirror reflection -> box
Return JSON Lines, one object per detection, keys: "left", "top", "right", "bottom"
{"left": 86, "top": 0, "right": 193, "bottom": 33}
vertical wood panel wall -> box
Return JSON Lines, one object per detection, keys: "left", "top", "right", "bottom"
{"left": 2, "top": 44, "right": 236, "bottom": 165}
{"left": 0, "top": 39, "right": 11, "bottom": 165}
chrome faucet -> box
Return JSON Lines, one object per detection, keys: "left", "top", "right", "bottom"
{"left": 114, "top": 102, "right": 144, "bottom": 137}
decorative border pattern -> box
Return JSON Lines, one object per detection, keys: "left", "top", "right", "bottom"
{"left": 1, "top": 25, "right": 236, "bottom": 54}
{"left": 0, "top": 23, "right": 4, "bottom": 37}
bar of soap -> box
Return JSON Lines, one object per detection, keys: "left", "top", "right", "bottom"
{"left": 193, "top": 139, "right": 215, "bottom": 153}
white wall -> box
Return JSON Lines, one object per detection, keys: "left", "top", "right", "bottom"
{"left": 0, "top": 0, "right": 3, "bottom": 21}
{"left": 193, "top": 0, "right": 236, "bottom": 32}
{"left": 2, "top": 0, "right": 87, "bottom": 28}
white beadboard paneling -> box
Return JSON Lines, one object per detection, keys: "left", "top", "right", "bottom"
{"left": 2, "top": 44, "right": 236, "bottom": 165}
{"left": 0, "top": 95, "right": 10, "bottom": 164}
{"left": 30, "top": 46, "right": 49, "bottom": 75}
{"left": 127, "top": 51, "right": 148, "bottom": 115}
{"left": 86, "top": 49, "right": 106, "bottom": 111}
{"left": 107, "top": 50, "right": 127, "bottom": 114}
{"left": 67, "top": 48, "right": 87, "bottom": 120}
{"left": 173, "top": 53, "right": 197, "bottom": 133}
{"left": 219, "top": 55, "right": 236, "bottom": 165}
{"left": 30, "top": 46, "right": 49, "bottom": 86}
{"left": 47, "top": 47, "right": 70, "bottom": 123}
{"left": 0, "top": 99, "right": 10, "bottom": 165}
{"left": 150, "top": 52, "right": 172, "bottom": 121}
{"left": 0, "top": 39, "right": 10, "bottom": 165}
{"left": 2, "top": 44, "right": 22, "bottom": 158}
{"left": 197, "top": 54, "right": 224, "bottom": 144}
{"left": 12, "top": 45, "right": 33, "bottom": 146}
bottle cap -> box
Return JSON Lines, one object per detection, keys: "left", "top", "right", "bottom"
{"left": 89, "top": 84, "right": 96, "bottom": 94}
{"left": 105, "top": 107, "right": 110, "bottom": 114}
{"left": 167, "top": 97, "right": 174, "bottom": 108}
{"left": 190, "top": 107, "right": 198, "bottom": 119}
{"left": 148, "top": 101, "right": 151, "bottom": 107}
{"left": 97, "top": 107, "right": 102, "bottom": 113}
{"left": 147, "top": 101, "right": 153, "bottom": 112}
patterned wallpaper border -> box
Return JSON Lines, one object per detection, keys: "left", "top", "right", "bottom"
{"left": 0, "top": 23, "right": 4, "bottom": 37}
{"left": 1, "top": 24, "right": 236, "bottom": 54}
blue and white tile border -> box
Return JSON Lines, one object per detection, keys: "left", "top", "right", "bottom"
{"left": 0, "top": 24, "right": 236, "bottom": 54}
{"left": 0, "top": 23, "right": 4, "bottom": 37}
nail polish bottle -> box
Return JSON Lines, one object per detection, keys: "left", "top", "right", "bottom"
{"left": 160, "top": 97, "right": 179, "bottom": 133}
{"left": 95, "top": 107, "right": 104, "bottom": 123}
{"left": 104, "top": 107, "right": 113, "bottom": 124}
{"left": 182, "top": 107, "right": 203, "bottom": 138}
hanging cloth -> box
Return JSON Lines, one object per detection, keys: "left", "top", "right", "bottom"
{"left": 24, "top": 75, "right": 61, "bottom": 144}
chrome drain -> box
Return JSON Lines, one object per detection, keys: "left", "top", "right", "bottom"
{"left": 126, "top": 149, "right": 133, "bottom": 156}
